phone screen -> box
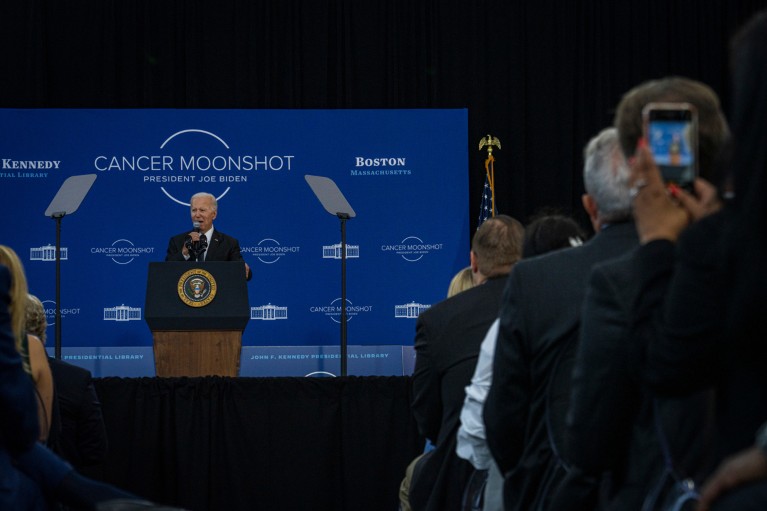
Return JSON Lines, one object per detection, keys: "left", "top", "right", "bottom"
{"left": 643, "top": 103, "right": 698, "bottom": 189}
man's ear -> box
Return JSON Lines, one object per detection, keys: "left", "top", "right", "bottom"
{"left": 470, "top": 251, "right": 479, "bottom": 273}
{"left": 582, "top": 193, "right": 600, "bottom": 232}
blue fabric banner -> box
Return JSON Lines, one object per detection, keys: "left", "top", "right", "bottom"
{"left": 4, "top": 109, "right": 468, "bottom": 376}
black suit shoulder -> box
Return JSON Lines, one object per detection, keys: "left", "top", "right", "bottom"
{"left": 209, "top": 229, "right": 239, "bottom": 244}
{"left": 49, "top": 357, "right": 91, "bottom": 387}
{"left": 47, "top": 358, "right": 108, "bottom": 468}
{"left": 416, "top": 277, "right": 507, "bottom": 367}
{"left": 410, "top": 275, "right": 508, "bottom": 511}
{"left": 412, "top": 276, "right": 507, "bottom": 444}
{"left": 419, "top": 277, "right": 505, "bottom": 324}
{"left": 565, "top": 251, "right": 642, "bottom": 474}
{"left": 484, "top": 223, "right": 638, "bottom": 497}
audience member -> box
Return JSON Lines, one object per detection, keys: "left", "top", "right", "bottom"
{"left": 26, "top": 293, "right": 109, "bottom": 470}
{"left": 623, "top": 9, "right": 767, "bottom": 510}
{"left": 455, "top": 213, "right": 586, "bottom": 511}
{"left": 0, "top": 262, "right": 155, "bottom": 510}
{"left": 0, "top": 245, "right": 54, "bottom": 443}
{"left": 408, "top": 215, "right": 525, "bottom": 511}
{"left": 165, "top": 192, "right": 252, "bottom": 281}
{"left": 521, "top": 211, "right": 586, "bottom": 258}
{"left": 698, "top": 425, "right": 767, "bottom": 511}
{"left": 447, "top": 267, "right": 474, "bottom": 298}
{"left": 483, "top": 127, "right": 637, "bottom": 511}
{"left": 399, "top": 265, "right": 478, "bottom": 511}
{"left": 0, "top": 261, "right": 47, "bottom": 508}
{"left": 555, "top": 76, "right": 729, "bottom": 510}
{"left": 0, "top": 251, "right": 185, "bottom": 510}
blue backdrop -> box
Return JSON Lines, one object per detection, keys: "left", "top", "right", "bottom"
{"left": 3, "top": 109, "right": 469, "bottom": 376}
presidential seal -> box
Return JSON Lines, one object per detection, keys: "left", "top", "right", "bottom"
{"left": 177, "top": 269, "right": 217, "bottom": 307}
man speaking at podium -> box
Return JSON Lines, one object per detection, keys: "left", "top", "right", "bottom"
{"left": 165, "top": 192, "right": 252, "bottom": 281}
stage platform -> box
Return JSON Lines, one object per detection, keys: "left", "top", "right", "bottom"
{"left": 83, "top": 375, "right": 423, "bottom": 511}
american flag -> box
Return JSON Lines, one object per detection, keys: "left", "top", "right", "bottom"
{"left": 477, "top": 174, "right": 496, "bottom": 228}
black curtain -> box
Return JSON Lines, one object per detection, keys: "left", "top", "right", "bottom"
{"left": 1, "top": 0, "right": 765, "bottom": 235}
{"left": 85, "top": 376, "right": 422, "bottom": 511}
{"left": 3, "top": 1, "right": 765, "bottom": 508}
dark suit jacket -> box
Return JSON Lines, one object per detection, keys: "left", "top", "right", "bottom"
{"left": 557, "top": 247, "right": 715, "bottom": 511}
{"left": 410, "top": 275, "right": 508, "bottom": 511}
{"left": 639, "top": 209, "right": 767, "bottom": 462}
{"left": 483, "top": 221, "right": 638, "bottom": 511}
{"left": 165, "top": 228, "right": 252, "bottom": 280}
{"left": 48, "top": 358, "right": 108, "bottom": 470}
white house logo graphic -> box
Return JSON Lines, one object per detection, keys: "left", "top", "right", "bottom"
{"left": 242, "top": 238, "right": 300, "bottom": 264}
{"left": 30, "top": 245, "right": 68, "bottom": 261}
{"left": 322, "top": 243, "right": 360, "bottom": 260}
{"left": 251, "top": 304, "right": 288, "bottom": 320}
{"left": 394, "top": 302, "right": 431, "bottom": 318}
{"left": 41, "top": 300, "right": 81, "bottom": 326}
{"left": 381, "top": 236, "right": 444, "bottom": 262}
{"left": 309, "top": 298, "right": 373, "bottom": 323}
{"left": 91, "top": 239, "right": 155, "bottom": 265}
{"left": 103, "top": 305, "right": 142, "bottom": 321}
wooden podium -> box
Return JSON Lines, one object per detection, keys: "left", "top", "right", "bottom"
{"left": 145, "top": 262, "right": 249, "bottom": 377}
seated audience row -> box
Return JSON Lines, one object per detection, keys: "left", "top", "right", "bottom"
{"left": 456, "top": 212, "right": 586, "bottom": 511}
{"left": 408, "top": 214, "right": 525, "bottom": 511}
{"left": 0, "top": 245, "right": 186, "bottom": 510}
{"left": 406, "top": 8, "right": 767, "bottom": 511}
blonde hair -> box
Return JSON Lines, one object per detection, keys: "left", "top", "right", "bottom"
{"left": 25, "top": 294, "right": 47, "bottom": 344}
{"left": 447, "top": 267, "right": 474, "bottom": 298}
{"left": 0, "top": 245, "right": 29, "bottom": 350}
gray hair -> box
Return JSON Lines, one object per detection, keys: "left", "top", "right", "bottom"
{"left": 583, "top": 127, "right": 632, "bottom": 223}
{"left": 190, "top": 192, "right": 218, "bottom": 211}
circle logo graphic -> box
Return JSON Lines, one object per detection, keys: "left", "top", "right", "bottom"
{"left": 159, "top": 129, "right": 232, "bottom": 206}
{"left": 257, "top": 238, "right": 283, "bottom": 264}
{"left": 110, "top": 239, "right": 137, "bottom": 264}
{"left": 399, "top": 236, "right": 426, "bottom": 262}
{"left": 177, "top": 269, "right": 217, "bottom": 307}
{"left": 42, "top": 300, "right": 57, "bottom": 326}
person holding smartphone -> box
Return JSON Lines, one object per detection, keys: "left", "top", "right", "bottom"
{"left": 624, "top": 9, "right": 767, "bottom": 511}
{"left": 551, "top": 76, "right": 729, "bottom": 511}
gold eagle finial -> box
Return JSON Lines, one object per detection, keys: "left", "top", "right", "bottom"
{"left": 478, "top": 134, "right": 501, "bottom": 153}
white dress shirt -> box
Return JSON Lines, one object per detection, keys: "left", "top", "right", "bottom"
{"left": 456, "top": 318, "right": 500, "bottom": 470}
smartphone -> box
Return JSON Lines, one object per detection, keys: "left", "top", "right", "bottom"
{"left": 642, "top": 102, "right": 698, "bottom": 191}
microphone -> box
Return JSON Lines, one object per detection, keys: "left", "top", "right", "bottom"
{"left": 190, "top": 221, "right": 208, "bottom": 261}
{"left": 192, "top": 222, "right": 202, "bottom": 251}
{"left": 185, "top": 221, "right": 203, "bottom": 260}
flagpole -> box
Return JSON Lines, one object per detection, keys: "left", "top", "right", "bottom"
{"left": 485, "top": 154, "right": 496, "bottom": 217}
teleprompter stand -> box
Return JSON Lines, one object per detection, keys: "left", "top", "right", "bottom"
{"left": 305, "top": 175, "right": 357, "bottom": 377}
{"left": 44, "top": 174, "right": 98, "bottom": 360}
